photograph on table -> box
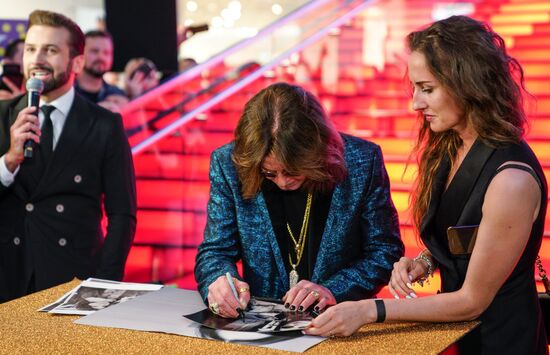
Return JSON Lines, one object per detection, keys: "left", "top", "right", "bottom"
{"left": 40, "top": 279, "right": 163, "bottom": 315}
{"left": 184, "top": 297, "right": 314, "bottom": 333}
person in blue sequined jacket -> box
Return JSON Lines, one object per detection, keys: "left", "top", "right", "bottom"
{"left": 194, "top": 83, "right": 403, "bottom": 319}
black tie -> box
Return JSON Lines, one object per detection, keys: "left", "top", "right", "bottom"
{"left": 40, "top": 105, "right": 55, "bottom": 164}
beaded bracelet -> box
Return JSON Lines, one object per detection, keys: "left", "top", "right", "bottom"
{"left": 413, "top": 251, "right": 435, "bottom": 286}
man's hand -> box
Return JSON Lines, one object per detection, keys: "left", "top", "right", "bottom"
{"left": 5, "top": 106, "right": 41, "bottom": 172}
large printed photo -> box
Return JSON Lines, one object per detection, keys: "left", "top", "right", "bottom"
{"left": 185, "top": 297, "right": 313, "bottom": 333}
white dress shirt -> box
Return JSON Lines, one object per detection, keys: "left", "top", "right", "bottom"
{"left": 0, "top": 87, "right": 75, "bottom": 187}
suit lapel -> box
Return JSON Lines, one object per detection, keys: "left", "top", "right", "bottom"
{"left": 437, "top": 138, "right": 494, "bottom": 228}
{"left": 420, "top": 156, "right": 449, "bottom": 236}
{"left": 419, "top": 155, "right": 449, "bottom": 261}
{"left": 34, "top": 95, "right": 94, "bottom": 196}
{"left": 421, "top": 139, "right": 494, "bottom": 265}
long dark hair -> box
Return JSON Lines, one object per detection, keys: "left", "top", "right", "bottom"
{"left": 232, "top": 83, "right": 347, "bottom": 199}
{"left": 408, "top": 15, "right": 527, "bottom": 231}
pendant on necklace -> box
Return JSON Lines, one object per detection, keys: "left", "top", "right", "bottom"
{"left": 289, "top": 269, "right": 299, "bottom": 288}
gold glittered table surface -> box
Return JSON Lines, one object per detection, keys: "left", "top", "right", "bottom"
{"left": 0, "top": 280, "right": 478, "bottom": 354}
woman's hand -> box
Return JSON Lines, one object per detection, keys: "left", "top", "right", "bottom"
{"left": 388, "top": 256, "right": 427, "bottom": 299}
{"left": 304, "top": 299, "right": 375, "bottom": 337}
{"left": 206, "top": 275, "right": 250, "bottom": 318}
{"left": 283, "top": 280, "right": 336, "bottom": 313}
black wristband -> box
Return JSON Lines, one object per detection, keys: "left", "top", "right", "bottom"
{"left": 375, "top": 299, "right": 386, "bottom": 323}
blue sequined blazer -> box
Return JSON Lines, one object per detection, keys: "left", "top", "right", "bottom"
{"left": 195, "top": 134, "right": 403, "bottom": 302}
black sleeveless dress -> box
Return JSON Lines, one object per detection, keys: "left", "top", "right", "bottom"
{"left": 421, "top": 139, "right": 548, "bottom": 354}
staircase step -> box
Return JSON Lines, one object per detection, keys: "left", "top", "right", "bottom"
{"left": 134, "top": 209, "right": 206, "bottom": 246}
{"left": 526, "top": 78, "right": 550, "bottom": 95}
{"left": 154, "top": 130, "right": 232, "bottom": 155}
{"left": 369, "top": 137, "right": 416, "bottom": 156}
{"left": 511, "top": 48, "right": 550, "bottom": 59}
{"left": 533, "top": 22, "right": 550, "bottom": 34}
{"left": 188, "top": 111, "right": 240, "bottom": 132}
{"left": 508, "top": 0, "right": 550, "bottom": 4}
{"left": 501, "top": 2, "right": 550, "bottom": 12}
{"left": 529, "top": 140, "right": 550, "bottom": 161}
{"left": 529, "top": 121, "right": 550, "bottom": 138}
{"left": 134, "top": 153, "right": 211, "bottom": 180}
{"left": 137, "top": 179, "right": 210, "bottom": 210}
{"left": 513, "top": 35, "right": 550, "bottom": 47}
{"left": 324, "top": 94, "right": 411, "bottom": 113}
{"left": 334, "top": 111, "right": 418, "bottom": 138}
{"left": 491, "top": 12, "right": 550, "bottom": 24}
{"left": 124, "top": 246, "right": 197, "bottom": 285}
{"left": 523, "top": 62, "right": 550, "bottom": 77}
{"left": 530, "top": 95, "right": 550, "bottom": 113}
{"left": 492, "top": 24, "right": 533, "bottom": 36}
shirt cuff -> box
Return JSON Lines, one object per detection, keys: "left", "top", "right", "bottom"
{"left": 0, "top": 155, "right": 19, "bottom": 187}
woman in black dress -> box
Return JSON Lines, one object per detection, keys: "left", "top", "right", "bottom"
{"left": 305, "top": 15, "right": 548, "bottom": 354}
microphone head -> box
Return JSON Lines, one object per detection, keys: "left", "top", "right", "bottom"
{"left": 26, "top": 77, "right": 44, "bottom": 93}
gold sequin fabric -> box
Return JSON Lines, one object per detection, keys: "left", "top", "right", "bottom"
{"left": 0, "top": 280, "right": 477, "bottom": 354}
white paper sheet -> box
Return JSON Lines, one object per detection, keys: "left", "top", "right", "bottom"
{"left": 75, "top": 287, "right": 326, "bottom": 353}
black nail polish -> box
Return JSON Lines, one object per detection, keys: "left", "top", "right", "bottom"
{"left": 298, "top": 306, "right": 304, "bottom": 312}
{"left": 289, "top": 305, "right": 296, "bottom": 311}
{"left": 284, "top": 303, "right": 290, "bottom": 308}
{"left": 314, "top": 306, "right": 320, "bottom": 312}
{"left": 236, "top": 308, "right": 244, "bottom": 320}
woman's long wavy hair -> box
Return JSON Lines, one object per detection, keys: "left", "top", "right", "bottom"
{"left": 232, "top": 83, "right": 347, "bottom": 199}
{"left": 409, "top": 15, "right": 528, "bottom": 232}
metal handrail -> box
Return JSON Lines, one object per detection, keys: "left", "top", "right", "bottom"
{"left": 131, "top": 0, "right": 375, "bottom": 155}
{"left": 121, "top": 0, "right": 330, "bottom": 115}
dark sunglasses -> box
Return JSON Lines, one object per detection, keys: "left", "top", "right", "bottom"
{"left": 260, "top": 169, "right": 301, "bottom": 179}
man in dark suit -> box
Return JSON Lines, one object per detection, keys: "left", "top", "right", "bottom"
{"left": 0, "top": 10, "right": 136, "bottom": 303}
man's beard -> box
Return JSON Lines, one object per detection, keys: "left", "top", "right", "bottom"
{"left": 84, "top": 62, "right": 107, "bottom": 79}
{"left": 25, "top": 60, "right": 73, "bottom": 94}
{"left": 37, "top": 60, "right": 73, "bottom": 94}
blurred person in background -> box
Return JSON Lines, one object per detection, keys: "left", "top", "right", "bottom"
{"left": 75, "top": 30, "right": 128, "bottom": 112}
{"left": 123, "top": 57, "right": 159, "bottom": 100}
{"left": 0, "top": 38, "right": 25, "bottom": 99}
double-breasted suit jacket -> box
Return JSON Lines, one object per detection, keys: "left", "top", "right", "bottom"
{"left": 0, "top": 93, "right": 137, "bottom": 302}
{"left": 195, "top": 134, "right": 404, "bottom": 302}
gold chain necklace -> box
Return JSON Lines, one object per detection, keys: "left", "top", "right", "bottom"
{"left": 287, "top": 192, "right": 312, "bottom": 288}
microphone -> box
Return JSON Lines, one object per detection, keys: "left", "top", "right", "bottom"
{"left": 24, "top": 77, "right": 44, "bottom": 158}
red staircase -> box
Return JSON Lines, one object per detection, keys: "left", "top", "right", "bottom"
{"left": 121, "top": 0, "right": 550, "bottom": 299}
